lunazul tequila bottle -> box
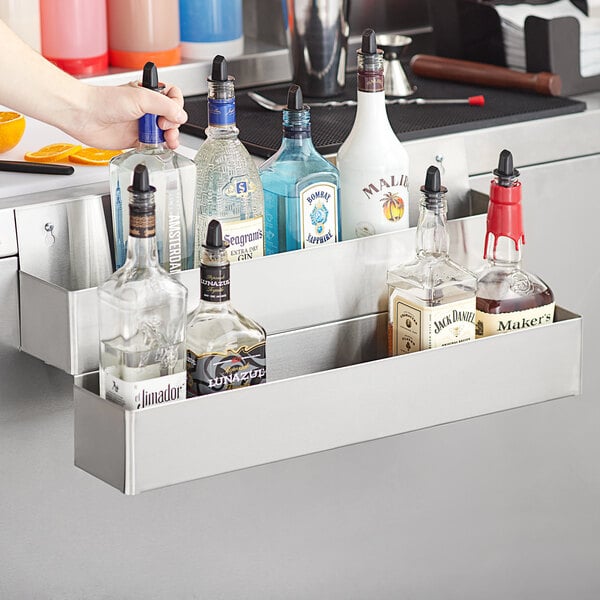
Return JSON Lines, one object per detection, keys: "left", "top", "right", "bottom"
{"left": 187, "top": 220, "right": 266, "bottom": 397}
{"left": 109, "top": 61, "right": 195, "bottom": 272}
{"left": 193, "top": 55, "right": 264, "bottom": 264}
{"left": 259, "top": 84, "right": 341, "bottom": 254}
{"left": 387, "top": 166, "right": 476, "bottom": 355}
{"left": 337, "top": 29, "right": 410, "bottom": 240}
{"left": 99, "top": 164, "right": 188, "bottom": 410}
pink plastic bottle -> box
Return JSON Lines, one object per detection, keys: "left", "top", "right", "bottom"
{"left": 40, "top": 0, "right": 108, "bottom": 76}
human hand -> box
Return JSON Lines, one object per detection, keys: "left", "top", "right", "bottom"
{"left": 61, "top": 81, "right": 188, "bottom": 150}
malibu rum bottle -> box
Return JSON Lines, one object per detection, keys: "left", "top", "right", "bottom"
{"left": 476, "top": 149, "right": 555, "bottom": 337}
{"left": 337, "top": 28, "right": 410, "bottom": 240}
{"left": 387, "top": 166, "right": 476, "bottom": 355}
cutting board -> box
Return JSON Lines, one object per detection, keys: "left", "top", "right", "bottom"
{"left": 0, "top": 109, "right": 197, "bottom": 200}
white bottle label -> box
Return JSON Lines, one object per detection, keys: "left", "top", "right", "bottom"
{"left": 391, "top": 294, "right": 476, "bottom": 355}
{"left": 300, "top": 182, "right": 338, "bottom": 247}
{"left": 342, "top": 172, "right": 409, "bottom": 238}
{"left": 475, "top": 303, "right": 555, "bottom": 338}
{"left": 221, "top": 216, "right": 264, "bottom": 261}
{"left": 102, "top": 370, "right": 187, "bottom": 410}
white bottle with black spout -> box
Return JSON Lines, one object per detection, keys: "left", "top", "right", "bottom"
{"left": 337, "top": 28, "right": 410, "bottom": 240}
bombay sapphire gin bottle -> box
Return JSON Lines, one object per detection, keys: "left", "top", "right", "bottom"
{"left": 187, "top": 220, "right": 266, "bottom": 397}
{"left": 193, "top": 55, "right": 264, "bottom": 264}
{"left": 259, "top": 84, "right": 340, "bottom": 254}
{"left": 99, "top": 164, "right": 188, "bottom": 410}
{"left": 109, "top": 62, "right": 195, "bottom": 273}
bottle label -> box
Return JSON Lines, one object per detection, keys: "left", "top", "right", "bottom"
{"left": 201, "top": 264, "right": 230, "bottom": 302}
{"left": 475, "top": 303, "right": 555, "bottom": 338}
{"left": 165, "top": 183, "right": 186, "bottom": 273}
{"left": 103, "top": 370, "right": 186, "bottom": 410}
{"left": 208, "top": 97, "right": 236, "bottom": 127}
{"left": 300, "top": 182, "right": 338, "bottom": 247}
{"left": 390, "top": 294, "right": 476, "bottom": 355}
{"left": 222, "top": 217, "right": 264, "bottom": 261}
{"left": 186, "top": 342, "right": 267, "bottom": 397}
{"left": 129, "top": 213, "right": 155, "bottom": 238}
{"left": 342, "top": 173, "right": 409, "bottom": 238}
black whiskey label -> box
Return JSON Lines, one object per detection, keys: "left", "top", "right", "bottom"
{"left": 200, "top": 264, "right": 230, "bottom": 302}
{"left": 129, "top": 214, "right": 155, "bottom": 238}
{"left": 186, "top": 342, "right": 266, "bottom": 397}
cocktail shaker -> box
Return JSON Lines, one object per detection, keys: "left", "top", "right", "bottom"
{"left": 286, "top": 0, "right": 350, "bottom": 97}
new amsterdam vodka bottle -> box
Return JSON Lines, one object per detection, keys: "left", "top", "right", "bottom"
{"left": 109, "top": 61, "right": 195, "bottom": 272}
{"left": 187, "top": 220, "right": 266, "bottom": 397}
{"left": 259, "top": 84, "right": 341, "bottom": 254}
{"left": 193, "top": 55, "right": 264, "bottom": 264}
{"left": 99, "top": 164, "right": 188, "bottom": 410}
{"left": 387, "top": 166, "right": 476, "bottom": 355}
{"left": 337, "top": 29, "right": 410, "bottom": 240}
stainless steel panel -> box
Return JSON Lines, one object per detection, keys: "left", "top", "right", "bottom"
{"left": 0, "top": 257, "right": 19, "bottom": 348}
{"left": 0, "top": 208, "right": 17, "bottom": 257}
{"left": 19, "top": 202, "right": 488, "bottom": 375}
{"left": 74, "top": 306, "right": 582, "bottom": 494}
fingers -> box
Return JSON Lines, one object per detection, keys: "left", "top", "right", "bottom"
{"left": 136, "top": 86, "right": 188, "bottom": 125}
{"left": 163, "top": 127, "right": 180, "bottom": 150}
{"left": 162, "top": 82, "right": 185, "bottom": 108}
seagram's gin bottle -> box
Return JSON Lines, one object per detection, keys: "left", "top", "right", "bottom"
{"left": 109, "top": 61, "right": 195, "bottom": 272}
{"left": 99, "top": 164, "right": 188, "bottom": 410}
{"left": 187, "top": 220, "right": 266, "bottom": 397}
{"left": 193, "top": 55, "right": 264, "bottom": 264}
{"left": 476, "top": 149, "right": 555, "bottom": 337}
{"left": 337, "top": 28, "right": 410, "bottom": 240}
{"left": 259, "top": 84, "right": 341, "bottom": 254}
{"left": 387, "top": 166, "right": 476, "bottom": 355}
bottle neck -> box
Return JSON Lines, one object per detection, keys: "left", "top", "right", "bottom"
{"left": 206, "top": 78, "right": 237, "bottom": 134}
{"left": 138, "top": 114, "right": 165, "bottom": 145}
{"left": 355, "top": 51, "right": 391, "bottom": 130}
{"left": 280, "top": 107, "right": 315, "bottom": 150}
{"left": 416, "top": 196, "right": 449, "bottom": 259}
{"left": 200, "top": 246, "right": 231, "bottom": 304}
{"left": 484, "top": 179, "right": 525, "bottom": 267}
{"left": 126, "top": 235, "right": 159, "bottom": 269}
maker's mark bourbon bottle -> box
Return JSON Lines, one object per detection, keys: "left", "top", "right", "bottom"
{"left": 475, "top": 150, "right": 555, "bottom": 337}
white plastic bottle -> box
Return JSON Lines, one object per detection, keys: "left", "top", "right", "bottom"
{"left": 337, "top": 28, "right": 410, "bottom": 240}
{"left": 0, "top": 0, "right": 41, "bottom": 51}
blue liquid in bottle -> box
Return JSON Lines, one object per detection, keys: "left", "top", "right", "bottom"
{"left": 259, "top": 85, "right": 341, "bottom": 254}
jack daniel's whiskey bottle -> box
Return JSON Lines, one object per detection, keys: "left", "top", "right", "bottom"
{"left": 186, "top": 220, "right": 266, "bottom": 397}
{"left": 337, "top": 28, "right": 410, "bottom": 239}
{"left": 476, "top": 150, "right": 555, "bottom": 337}
{"left": 387, "top": 166, "right": 476, "bottom": 355}
{"left": 99, "top": 164, "right": 188, "bottom": 410}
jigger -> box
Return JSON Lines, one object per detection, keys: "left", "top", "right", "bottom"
{"left": 377, "top": 34, "right": 415, "bottom": 97}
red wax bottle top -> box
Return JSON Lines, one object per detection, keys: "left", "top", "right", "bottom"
{"left": 484, "top": 149, "right": 526, "bottom": 259}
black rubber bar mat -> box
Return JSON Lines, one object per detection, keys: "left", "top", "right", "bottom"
{"left": 182, "top": 73, "right": 586, "bottom": 158}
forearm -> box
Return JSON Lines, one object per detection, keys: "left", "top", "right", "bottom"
{"left": 0, "top": 19, "right": 86, "bottom": 129}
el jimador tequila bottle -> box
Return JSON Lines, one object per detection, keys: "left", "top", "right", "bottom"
{"left": 387, "top": 166, "right": 476, "bottom": 355}
{"left": 476, "top": 150, "right": 555, "bottom": 337}
{"left": 337, "top": 29, "right": 410, "bottom": 240}
{"left": 193, "top": 55, "right": 264, "bottom": 264}
{"left": 99, "top": 164, "right": 188, "bottom": 410}
{"left": 109, "top": 62, "right": 195, "bottom": 273}
{"left": 187, "top": 220, "right": 266, "bottom": 397}
{"left": 259, "top": 84, "right": 341, "bottom": 254}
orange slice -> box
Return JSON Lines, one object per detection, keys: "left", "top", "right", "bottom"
{"left": 24, "top": 143, "right": 82, "bottom": 163}
{"left": 0, "top": 111, "right": 26, "bottom": 154}
{"left": 69, "top": 147, "right": 124, "bottom": 166}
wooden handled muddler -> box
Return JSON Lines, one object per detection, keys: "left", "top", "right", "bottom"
{"left": 410, "top": 54, "right": 562, "bottom": 96}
